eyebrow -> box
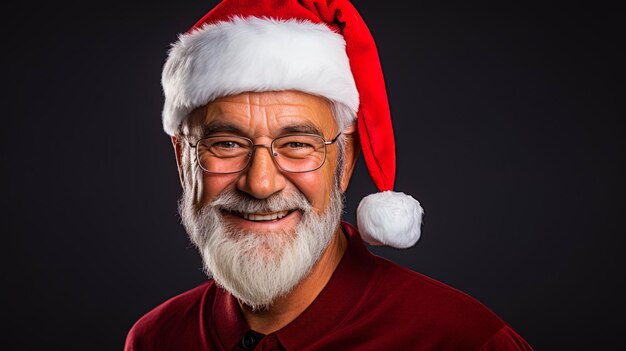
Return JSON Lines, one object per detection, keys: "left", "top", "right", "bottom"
{"left": 201, "top": 121, "right": 244, "bottom": 136}
{"left": 201, "top": 121, "right": 324, "bottom": 137}
{"left": 278, "top": 123, "right": 323, "bottom": 136}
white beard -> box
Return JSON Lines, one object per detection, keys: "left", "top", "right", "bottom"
{"left": 179, "top": 185, "right": 344, "bottom": 311}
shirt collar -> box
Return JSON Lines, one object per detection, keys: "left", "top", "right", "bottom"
{"left": 209, "top": 221, "right": 378, "bottom": 349}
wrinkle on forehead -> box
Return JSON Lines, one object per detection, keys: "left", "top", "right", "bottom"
{"left": 214, "top": 90, "right": 331, "bottom": 107}
{"left": 186, "top": 91, "right": 337, "bottom": 138}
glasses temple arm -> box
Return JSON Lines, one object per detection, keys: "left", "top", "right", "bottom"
{"left": 325, "top": 132, "right": 343, "bottom": 145}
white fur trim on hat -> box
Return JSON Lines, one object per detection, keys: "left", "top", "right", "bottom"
{"left": 357, "top": 191, "right": 424, "bottom": 249}
{"left": 161, "top": 16, "right": 359, "bottom": 135}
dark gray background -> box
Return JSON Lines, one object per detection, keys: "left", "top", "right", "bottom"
{"left": 3, "top": 0, "right": 623, "bottom": 349}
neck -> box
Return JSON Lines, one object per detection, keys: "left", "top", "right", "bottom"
{"left": 238, "top": 226, "right": 348, "bottom": 334}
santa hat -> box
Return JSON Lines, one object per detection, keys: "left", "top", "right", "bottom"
{"left": 161, "top": 0, "right": 424, "bottom": 248}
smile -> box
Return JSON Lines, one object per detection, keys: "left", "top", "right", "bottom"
{"left": 236, "top": 210, "right": 293, "bottom": 222}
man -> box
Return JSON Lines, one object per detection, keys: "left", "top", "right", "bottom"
{"left": 125, "top": 0, "right": 533, "bottom": 350}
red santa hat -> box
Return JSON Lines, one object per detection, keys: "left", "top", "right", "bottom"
{"left": 162, "top": 0, "right": 424, "bottom": 248}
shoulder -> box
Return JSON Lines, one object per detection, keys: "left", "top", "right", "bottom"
{"left": 124, "top": 281, "right": 216, "bottom": 351}
{"left": 371, "top": 255, "right": 501, "bottom": 316}
{"left": 360, "top": 255, "right": 530, "bottom": 349}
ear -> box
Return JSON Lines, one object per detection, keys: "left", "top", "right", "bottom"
{"left": 340, "top": 123, "right": 360, "bottom": 193}
{"left": 171, "top": 136, "right": 185, "bottom": 188}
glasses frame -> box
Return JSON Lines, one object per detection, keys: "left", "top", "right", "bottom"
{"left": 188, "top": 132, "right": 342, "bottom": 174}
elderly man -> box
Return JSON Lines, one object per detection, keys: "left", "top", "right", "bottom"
{"left": 125, "top": 0, "right": 533, "bottom": 350}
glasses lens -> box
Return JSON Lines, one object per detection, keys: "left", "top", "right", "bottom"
{"left": 272, "top": 135, "right": 326, "bottom": 172}
{"left": 197, "top": 136, "right": 252, "bottom": 173}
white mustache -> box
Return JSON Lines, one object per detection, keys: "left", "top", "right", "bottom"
{"left": 210, "top": 189, "right": 312, "bottom": 214}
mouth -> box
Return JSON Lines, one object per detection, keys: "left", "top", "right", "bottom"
{"left": 219, "top": 208, "right": 302, "bottom": 233}
{"left": 227, "top": 210, "right": 297, "bottom": 222}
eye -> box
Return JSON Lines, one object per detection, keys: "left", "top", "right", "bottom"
{"left": 199, "top": 137, "right": 251, "bottom": 158}
{"left": 212, "top": 140, "right": 241, "bottom": 149}
{"left": 285, "top": 141, "right": 313, "bottom": 149}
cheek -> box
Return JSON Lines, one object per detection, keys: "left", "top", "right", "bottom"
{"left": 288, "top": 170, "right": 334, "bottom": 212}
{"left": 198, "top": 174, "right": 239, "bottom": 202}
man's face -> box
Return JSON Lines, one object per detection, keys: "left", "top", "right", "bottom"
{"left": 189, "top": 90, "right": 342, "bottom": 227}
{"left": 175, "top": 91, "right": 354, "bottom": 309}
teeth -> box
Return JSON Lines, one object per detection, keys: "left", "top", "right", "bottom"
{"left": 241, "top": 210, "right": 289, "bottom": 221}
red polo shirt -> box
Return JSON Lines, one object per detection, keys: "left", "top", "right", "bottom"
{"left": 125, "top": 222, "right": 533, "bottom": 350}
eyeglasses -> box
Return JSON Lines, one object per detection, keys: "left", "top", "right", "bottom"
{"left": 188, "top": 133, "right": 342, "bottom": 174}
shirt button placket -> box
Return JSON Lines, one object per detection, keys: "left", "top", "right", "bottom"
{"left": 258, "top": 334, "right": 283, "bottom": 351}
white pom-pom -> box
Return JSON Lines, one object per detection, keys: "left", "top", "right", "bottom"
{"left": 356, "top": 191, "right": 424, "bottom": 248}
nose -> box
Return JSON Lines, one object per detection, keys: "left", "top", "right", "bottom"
{"left": 236, "top": 145, "right": 287, "bottom": 199}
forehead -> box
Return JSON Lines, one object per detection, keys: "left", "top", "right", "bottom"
{"left": 185, "top": 91, "right": 337, "bottom": 135}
